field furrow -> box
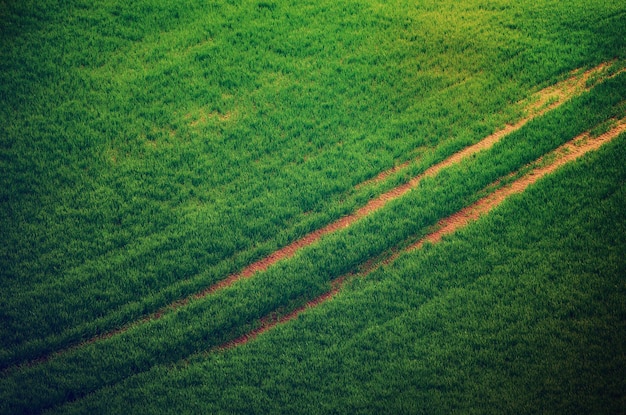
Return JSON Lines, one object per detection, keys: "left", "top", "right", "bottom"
{"left": 3, "top": 71, "right": 625, "bottom": 414}
{"left": 213, "top": 117, "right": 626, "bottom": 352}
{"left": 23, "top": 62, "right": 615, "bottom": 367}
{"left": 2, "top": 1, "right": 626, "bottom": 412}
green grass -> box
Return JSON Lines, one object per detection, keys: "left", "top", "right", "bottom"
{"left": 53, "top": 130, "right": 626, "bottom": 415}
{"left": 1, "top": 0, "right": 625, "bottom": 413}
{"left": 2, "top": 0, "right": 625, "bottom": 367}
{"left": 1, "top": 69, "right": 625, "bottom": 415}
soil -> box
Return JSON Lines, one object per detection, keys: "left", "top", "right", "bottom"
{"left": 412, "top": 119, "right": 626, "bottom": 248}
{"left": 20, "top": 61, "right": 618, "bottom": 367}
{"left": 194, "top": 61, "right": 615, "bottom": 298}
{"left": 215, "top": 117, "right": 626, "bottom": 351}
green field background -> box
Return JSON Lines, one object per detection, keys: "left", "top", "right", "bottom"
{"left": 58, "top": 128, "right": 626, "bottom": 415}
{"left": 1, "top": 0, "right": 625, "bottom": 413}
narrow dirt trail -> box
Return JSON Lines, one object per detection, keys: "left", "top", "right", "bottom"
{"left": 17, "top": 62, "right": 615, "bottom": 368}
{"left": 356, "top": 61, "right": 617, "bottom": 188}
{"left": 192, "top": 62, "right": 614, "bottom": 297}
{"left": 216, "top": 118, "right": 626, "bottom": 351}
{"left": 412, "top": 120, "right": 626, "bottom": 247}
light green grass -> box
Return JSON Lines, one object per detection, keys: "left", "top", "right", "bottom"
{"left": 2, "top": 0, "right": 624, "bottom": 366}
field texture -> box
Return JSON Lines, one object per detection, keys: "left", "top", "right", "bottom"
{"left": 1, "top": 0, "right": 625, "bottom": 413}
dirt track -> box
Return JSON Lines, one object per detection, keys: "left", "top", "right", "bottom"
{"left": 414, "top": 119, "right": 626, "bottom": 247}
{"left": 215, "top": 118, "right": 626, "bottom": 351}
{"left": 195, "top": 62, "right": 615, "bottom": 295}
{"left": 20, "top": 62, "right": 618, "bottom": 367}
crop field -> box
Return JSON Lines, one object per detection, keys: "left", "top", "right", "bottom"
{"left": 1, "top": 0, "right": 625, "bottom": 413}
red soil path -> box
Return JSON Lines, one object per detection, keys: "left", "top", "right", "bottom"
{"left": 84, "top": 65, "right": 622, "bottom": 331}
{"left": 216, "top": 118, "right": 626, "bottom": 351}
{"left": 413, "top": 120, "right": 626, "bottom": 247}
{"left": 194, "top": 62, "right": 614, "bottom": 297}
{"left": 356, "top": 61, "right": 617, "bottom": 188}
{"left": 19, "top": 62, "right": 617, "bottom": 368}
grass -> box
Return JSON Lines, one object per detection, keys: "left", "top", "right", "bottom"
{"left": 52, "top": 131, "right": 626, "bottom": 415}
{"left": 2, "top": 0, "right": 625, "bottom": 366}
{"left": 1, "top": 71, "right": 625, "bottom": 414}
{"left": 1, "top": 0, "right": 625, "bottom": 413}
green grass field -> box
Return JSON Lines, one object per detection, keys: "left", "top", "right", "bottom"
{"left": 1, "top": 0, "right": 625, "bottom": 413}
{"left": 54, "top": 127, "right": 626, "bottom": 415}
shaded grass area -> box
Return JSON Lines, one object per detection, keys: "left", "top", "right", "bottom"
{"left": 1, "top": 71, "right": 625, "bottom": 414}
{"left": 56, "top": 130, "right": 626, "bottom": 415}
{"left": 1, "top": 0, "right": 625, "bottom": 367}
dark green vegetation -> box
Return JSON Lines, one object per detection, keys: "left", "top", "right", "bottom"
{"left": 1, "top": 0, "right": 625, "bottom": 413}
{"left": 3, "top": 67, "right": 626, "bottom": 414}
{"left": 55, "top": 131, "right": 626, "bottom": 415}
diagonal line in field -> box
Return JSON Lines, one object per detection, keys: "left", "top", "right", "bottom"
{"left": 15, "top": 61, "right": 616, "bottom": 368}
{"left": 407, "top": 119, "right": 626, "bottom": 249}
{"left": 185, "top": 62, "right": 615, "bottom": 298}
{"left": 356, "top": 60, "right": 619, "bottom": 189}
{"left": 215, "top": 117, "right": 626, "bottom": 352}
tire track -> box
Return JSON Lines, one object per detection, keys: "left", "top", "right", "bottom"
{"left": 356, "top": 61, "right": 618, "bottom": 189}
{"left": 13, "top": 61, "right": 616, "bottom": 369}
{"left": 412, "top": 120, "right": 626, "bottom": 248}
{"left": 189, "top": 62, "right": 615, "bottom": 296}
{"left": 215, "top": 117, "right": 626, "bottom": 351}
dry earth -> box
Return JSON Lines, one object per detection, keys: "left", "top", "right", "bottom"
{"left": 215, "top": 117, "right": 626, "bottom": 351}
{"left": 21, "top": 61, "right": 619, "bottom": 367}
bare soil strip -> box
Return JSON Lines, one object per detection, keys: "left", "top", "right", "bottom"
{"left": 216, "top": 118, "right": 626, "bottom": 351}
{"left": 217, "top": 276, "right": 348, "bottom": 350}
{"left": 356, "top": 61, "right": 617, "bottom": 189}
{"left": 17, "top": 62, "right": 615, "bottom": 368}
{"left": 192, "top": 62, "right": 614, "bottom": 296}
{"left": 410, "top": 120, "right": 626, "bottom": 249}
